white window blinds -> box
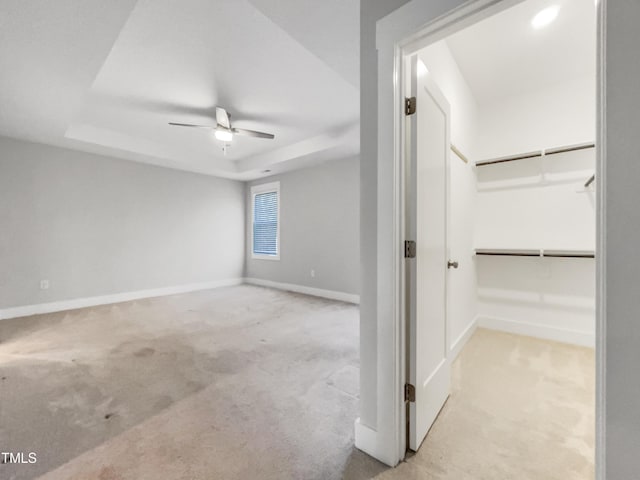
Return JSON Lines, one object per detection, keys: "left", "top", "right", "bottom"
{"left": 252, "top": 189, "right": 279, "bottom": 256}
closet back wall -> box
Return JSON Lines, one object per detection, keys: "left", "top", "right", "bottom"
{"left": 475, "top": 74, "right": 596, "bottom": 346}
{"left": 476, "top": 75, "right": 595, "bottom": 160}
{"left": 0, "top": 136, "right": 245, "bottom": 316}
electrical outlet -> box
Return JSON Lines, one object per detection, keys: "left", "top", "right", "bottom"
{"left": 310, "top": 269, "right": 316, "bottom": 278}
{"left": 40, "top": 280, "right": 49, "bottom": 290}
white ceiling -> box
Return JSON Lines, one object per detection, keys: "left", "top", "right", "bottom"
{"left": 445, "top": 0, "right": 596, "bottom": 106}
{"left": 0, "top": 0, "right": 359, "bottom": 180}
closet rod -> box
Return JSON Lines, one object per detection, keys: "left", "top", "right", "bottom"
{"left": 585, "top": 174, "right": 595, "bottom": 187}
{"left": 475, "top": 248, "right": 595, "bottom": 258}
{"left": 544, "top": 250, "right": 595, "bottom": 258}
{"left": 451, "top": 144, "right": 469, "bottom": 164}
{"left": 476, "top": 151, "right": 542, "bottom": 167}
{"left": 475, "top": 248, "right": 541, "bottom": 257}
{"left": 476, "top": 142, "right": 595, "bottom": 167}
{"left": 545, "top": 142, "right": 595, "bottom": 156}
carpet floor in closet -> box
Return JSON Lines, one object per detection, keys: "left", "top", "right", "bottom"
{"left": 376, "top": 328, "right": 595, "bottom": 480}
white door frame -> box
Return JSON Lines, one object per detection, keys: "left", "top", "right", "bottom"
{"left": 372, "top": 0, "right": 606, "bottom": 474}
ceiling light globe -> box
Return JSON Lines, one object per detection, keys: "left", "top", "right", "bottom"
{"left": 215, "top": 129, "right": 233, "bottom": 142}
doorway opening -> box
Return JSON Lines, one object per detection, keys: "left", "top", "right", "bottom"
{"left": 403, "top": 0, "right": 597, "bottom": 476}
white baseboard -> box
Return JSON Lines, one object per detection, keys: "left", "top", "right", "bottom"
{"left": 0, "top": 278, "right": 244, "bottom": 321}
{"left": 243, "top": 277, "right": 360, "bottom": 304}
{"left": 449, "top": 316, "right": 478, "bottom": 361}
{"left": 354, "top": 418, "right": 398, "bottom": 467}
{"left": 354, "top": 418, "right": 377, "bottom": 457}
{"left": 478, "top": 315, "right": 595, "bottom": 348}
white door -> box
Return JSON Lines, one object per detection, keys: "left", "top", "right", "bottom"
{"left": 407, "top": 55, "right": 451, "bottom": 451}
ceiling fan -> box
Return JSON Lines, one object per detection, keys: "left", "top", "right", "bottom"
{"left": 168, "top": 107, "right": 275, "bottom": 144}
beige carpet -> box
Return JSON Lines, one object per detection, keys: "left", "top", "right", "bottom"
{"left": 0, "top": 285, "right": 385, "bottom": 480}
{"left": 376, "top": 328, "right": 595, "bottom": 480}
{"left": 0, "top": 285, "right": 594, "bottom": 480}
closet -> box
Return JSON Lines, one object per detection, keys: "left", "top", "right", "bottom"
{"left": 417, "top": 0, "right": 596, "bottom": 352}
{"left": 404, "top": 0, "right": 596, "bottom": 474}
{"left": 474, "top": 141, "right": 596, "bottom": 347}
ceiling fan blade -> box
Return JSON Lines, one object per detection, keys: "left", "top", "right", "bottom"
{"left": 168, "top": 122, "right": 214, "bottom": 129}
{"left": 215, "top": 107, "right": 231, "bottom": 129}
{"left": 232, "top": 128, "right": 275, "bottom": 139}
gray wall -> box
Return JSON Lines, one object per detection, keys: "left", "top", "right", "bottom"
{"left": 245, "top": 157, "right": 360, "bottom": 296}
{"left": 604, "top": 3, "right": 640, "bottom": 477}
{"left": 0, "top": 136, "right": 245, "bottom": 309}
{"left": 360, "top": 0, "right": 410, "bottom": 429}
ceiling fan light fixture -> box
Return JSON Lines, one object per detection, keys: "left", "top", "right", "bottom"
{"left": 214, "top": 129, "right": 233, "bottom": 142}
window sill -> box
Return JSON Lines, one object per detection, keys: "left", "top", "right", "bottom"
{"left": 252, "top": 254, "right": 280, "bottom": 261}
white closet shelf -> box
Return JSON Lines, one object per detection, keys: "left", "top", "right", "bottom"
{"left": 476, "top": 142, "right": 595, "bottom": 167}
{"left": 475, "top": 248, "right": 595, "bottom": 258}
{"left": 543, "top": 249, "right": 595, "bottom": 258}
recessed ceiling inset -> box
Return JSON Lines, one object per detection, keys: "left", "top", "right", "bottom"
{"left": 60, "top": 0, "right": 359, "bottom": 179}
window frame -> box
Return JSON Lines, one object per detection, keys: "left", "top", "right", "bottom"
{"left": 250, "top": 181, "right": 281, "bottom": 261}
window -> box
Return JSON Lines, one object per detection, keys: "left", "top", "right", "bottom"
{"left": 251, "top": 182, "right": 280, "bottom": 260}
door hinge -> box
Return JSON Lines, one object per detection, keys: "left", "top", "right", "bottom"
{"left": 405, "top": 96, "right": 416, "bottom": 115}
{"left": 405, "top": 383, "right": 416, "bottom": 402}
{"left": 404, "top": 240, "right": 416, "bottom": 258}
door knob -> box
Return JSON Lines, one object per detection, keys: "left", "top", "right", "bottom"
{"left": 447, "top": 260, "right": 459, "bottom": 269}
